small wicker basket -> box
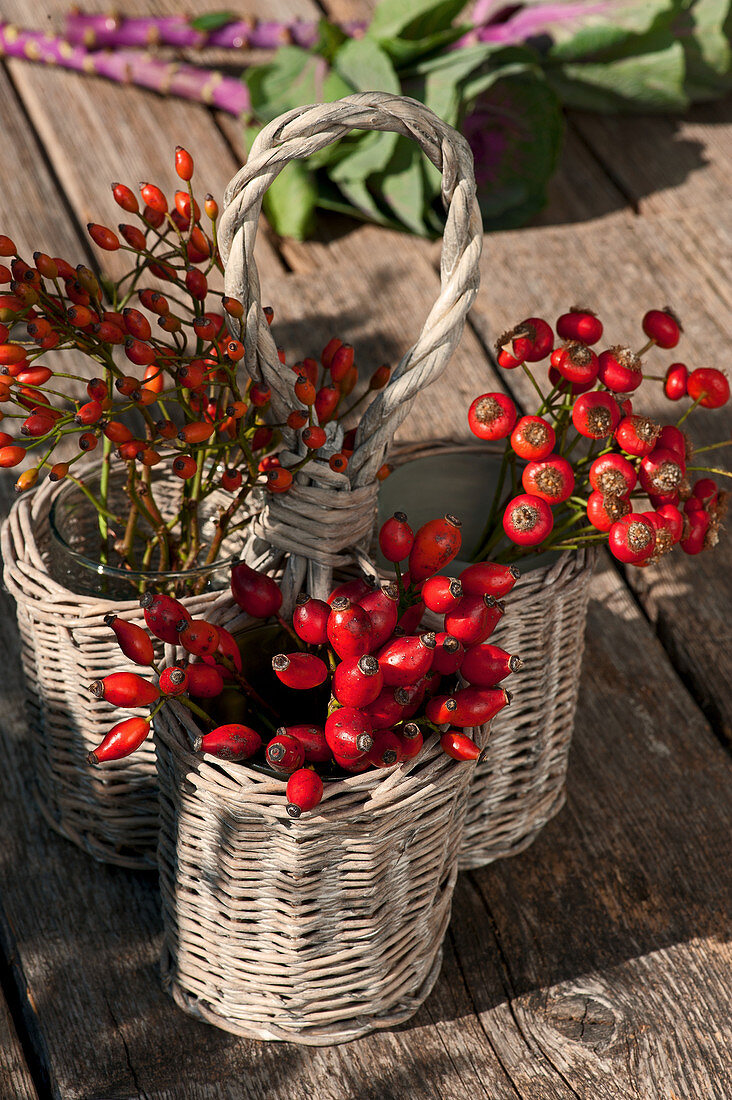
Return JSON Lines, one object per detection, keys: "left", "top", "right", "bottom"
{"left": 154, "top": 91, "right": 484, "bottom": 1041}
{"left": 381, "top": 442, "right": 596, "bottom": 869}
{"left": 1, "top": 470, "right": 246, "bottom": 870}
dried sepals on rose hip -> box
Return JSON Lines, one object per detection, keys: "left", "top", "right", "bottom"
{"left": 87, "top": 518, "right": 524, "bottom": 800}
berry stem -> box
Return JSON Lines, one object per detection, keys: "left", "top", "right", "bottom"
{"left": 686, "top": 466, "right": 732, "bottom": 479}
{"left": 676, "top": 394, "right": 704, "bottom": 426}
{"left": 521, "top": 362, "right": 547, "bottom": 405}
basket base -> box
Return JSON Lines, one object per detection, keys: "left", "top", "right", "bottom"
{"left": 457, "top": 786, "right": 566, "bottom": 871}
{"left": 161, "top": 944, "right": 444, "bottom": 1046}
{"left": 32, "top": 781, "right": 158, "bottom": 872}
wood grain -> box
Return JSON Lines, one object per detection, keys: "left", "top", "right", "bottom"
{"left": 0, "top": 989, "right": 37, "bottom": 1100}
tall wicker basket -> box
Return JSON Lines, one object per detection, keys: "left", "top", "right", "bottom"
{"left": 1, "top": 471, "right": 245, "bottom": 870}
{"left": 154, "top": 91, "right": 484, "bottom": 1042}
{"left": 379, "top": 443, "right": 596, "bottom": 870}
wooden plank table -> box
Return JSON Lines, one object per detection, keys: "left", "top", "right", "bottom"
{"left": 1, "top": 3, "right": 731, "bottom": 1096}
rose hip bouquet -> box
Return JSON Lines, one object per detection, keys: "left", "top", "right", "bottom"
{"left": 0, "top": 147, "right": 390, "bottom": 591}
{"left": 87, "top": 511, "right": 522, "bottom": 817}
{"left": 468, "top": 307, "right": 729, "bottom": 566}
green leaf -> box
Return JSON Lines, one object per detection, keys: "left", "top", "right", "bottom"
{"left": 407, "top": 42, "right": 533, "bottom": 124}
{"left": 378, "top": 26, "right": 467, "bottom": 66}
{"left": 333, "top": 37, "right": 401, "bottom": 94}
{"left": 329, "top": 130, "right": 400, "bottom": 181}
{"left": 190, "top": 11, "right": 237, "bottom": 33}
{"left": 676, "top": 0, "right": 732, "bottom": 101}
{"left": 314, "top": 17, "right": 349, "bottom": 64}
{"left": 375, "top": 138, "right": 430, "bottom": 235}
{"left": 245, "top": 46, "right": 326, "bottom": 121}
{"left": 262, "top": 160, "right": 318, "bottom": 240}
{"left": 368, "top": 0, "right": 468, "bottom": 42}
{"left": 545, "top": 0, "right": 680, "bottom": 61}
{"left": 334, "top": 178, "right": 400, "bottom": 228}
{"left": 546, "top": 41, "right": 688, "bottom": 111}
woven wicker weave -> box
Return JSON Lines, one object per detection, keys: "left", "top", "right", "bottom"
{"left": 156, "top": 701, "right": 482, "bottom": 1044}
{"left": 155, "top": 92, "right": 484, "bottom": 1042}
{"left": 1, "top": 469, "right": 246, "bottom": 870}
{"left": 384, "top": 442, "right": 596, "bottom": 870}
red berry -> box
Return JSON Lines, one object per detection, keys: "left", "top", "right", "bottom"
{"left": 510, "top": 416, "right": 555, "bottom": 460}
{"left": 367, "top": 731, "right": 403, "bottom": 769}
{"left": 643, "top": 308, "right": 681, "bottom": 349}
{"left": 266, "top": 468, "right": 293, "bottom": 493}
{"left": 656, "top": 503, "right": 684, "bottom": 544}
{"left": 687, "top": 368, "right": 729, "bottom": 409}
{"left": 172, "top": 455, "right": 197, "bottom": 479}
{"left": 555, "top": 342, "right": 599, "bottom": 386}
{"left": 572, "top": 392, "right": 620, "bottom": 439}
{"left": 158, "top": 666, "right": 189, "bottom": 696}
{"left": 0, "top": 445, "right": 26, "bottom": 468}
{"left": 175, "top": 146, "right": 194, "bottom": 181}
{"left": 502, "top": 494, "right": 553, "bottom": 546}
{"left": 422, "top": 576, "right": 463, "bottom": 615}
{"left": 377, "top": 634, "right": 435, "bottom": 687}
{"left": 186, "top": 664, "right": 224, "bottom": 698}
{"left": 615, "top": 415, "right": 661, "bottom": 457}
{"left": 440, "top": 730, "right": 481, "bottom": 761}
{"left": 315, "top": 386, "right": 339, "bottom": 424}
{"left": 87, "top": 716, "right": 150, "bottom": 764}
{"left": 664, "top": 362, "right": 688, "bottom": 401}
{"left": 333, "top": 654, "right": 383, "bottom": 707}
{"left": 460, "top": 644, "right": 521, "bottom": 687}
{"left": 408, "top": 515, "right": 462, "bottom": 583}
{"left": 329, "top": 343, "right": 354, "bottom": 383}
{"left": 681, "top": 510, "right": 710, "bottom": 555}
{"left": 468, "top": 392, "right": 517, "bottom": 440}
{"left": 140, "top": 182, "right": 167, "bottom": 214}
{"left": 522, "top": 455, "right": 575, "bottom": 505}
{"left": 458, "top": 561, "right": 520, "bottom": 599}
{"left": 88, "top": 223, "right": 119, "bottom": 251}
{"left": 589, "top": 453, "right": 637, "bottom": 498}
{"left": 358, "top": 584, "right": 399, "bottom": 649}
{"left": 221, "top": 467, "right": 242, "bottom": 492}
{"left": 104, "top": 614, "right": 154, "bottom": 665}
{"left": 286, "top": 769, "right": 324, "bottom": 817}
{"left": 444, "top": 595, "right": 503, "bottom": 646}
{"left": 431, "top": 632, "right": 464, "bottom": 676}
{"left": 327, "top": 598, "right": 374, "bottom": 660}
{"left": 302, "top": 425, "right": 327, "bottom": 450}
{"left": 279, "top": 725, "right": 330, "bottom": 764}
{"left": 556, "top": 308, "right": 603, "bottom": 345}
{"left": 294, "top": 374, "right": 316, "bottom": 405}
{"left": 597, "top": 346, "right": 642, "bottom": 393}
{"left": 494, "top": 324, "right": 533, "bottom": 368}
{"left": 639, "top": 448, "right": 685, "bottom": 498}
{"left": 197, "top": 724, "right": 261, "bottom": 762}
{"left": 608, "top": 513, "right": 657, "bottom": 564}
{"left": 361, "top": 687, "right": 407, "bottom": 730}
{"left": 325, "top": 707, "right": 373, "bottom": 759}
{"left": 249, "top": 382, "right": 270, "bottom": 407}
{"left": 586, "top": 491, "right": 631, "bottom": 532}
{"left": 231, "top": 562, "right": 282, "bottom": 618}
{"left": 379, "top": 512, "right": 414, "bottom": 563}
{"left": 179, "top": 619, "right": 219, "bottom": 658}
{"left": 112, "top": 183, "right": 138, "bottom": 213}
{"left": 293, "top": 595, "right": 331, "bottom": 646}
{"left": 272, "top": 652, "right": 328, "bottom": 690}
{"left": 435, "top": 687, "right": 510, "bottom": 727}
{"left": 266, "top": 733, "right": 306, "bottom": 775}
{"left": 89, "top": 672, "right": 159, "bottom": 707}
{"left": 329, "top": 452, "right": 349, "bottom": 473}
{"left": 520, "top": 317, "right": 554, "bottom": 361}
{"left": 321, "top": 338, "right": 343, "bottom": 368}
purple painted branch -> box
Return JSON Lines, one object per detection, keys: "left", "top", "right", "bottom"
{"left": 458, "top": 1, "right": 612, "bottom": 46}
{"left": 63, "top": 12, "right": 365, "bottom": 52}
{"left": 0, "top": 23, "right": 251, "bottom": 115}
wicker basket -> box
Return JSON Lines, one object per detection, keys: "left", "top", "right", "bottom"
{"left": 156, "top": 700, "right": 482, "bottom": 1044}
{"left": 154, "top": 91, "right": 484, "bottom": 1041}
{"left": 0, "top": 468, "right": 247, "bottom": 870}
{"left": 379, "top": 443, "right": 596, "bottom": 870}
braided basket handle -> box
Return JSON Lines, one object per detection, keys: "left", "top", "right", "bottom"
{"left": 218, "top": 92, "right": 482, "bottom": 488}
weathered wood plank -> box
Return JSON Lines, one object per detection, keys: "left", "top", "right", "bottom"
{"left": 0, "top": 988, "right": 38, "bottom": 1100}
{"left": 569, "top": 97, "right": 732, "bottom": 218}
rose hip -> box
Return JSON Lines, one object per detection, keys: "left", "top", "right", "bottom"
{"left": 358, "top": 584, "right": 399, "bottom": 649}
{"left": 597, "top": 346, "right": 642, "bottom": 393}
{"left": 158, "top": 666, "right": 189, "bottom": 696}
{"left": 687, "top": 368, "right": 729, "bottom": 409}
{"left": 432, "top": 632, "right": 465, "bottom": 675}
{"left": 333, "top": 655, "right": 383, "bottom": 707}
{"left": 510, "top": 416, "right": 555, "bottom": 461}
{"left": 89, "top": 672, "right": 159, "bottom": 707}
{"left": 445, "top": 595, "right": 504, "bottom": 646}
{"left": 522, "top": 455, "right": 575, "bottom": 505}
{"left": 587, "top": 491, "right": 631, "bottom": 532}
{"left": 421, "top": 576, "right": 463, "bottom": 614}
{"left": 88, "top": 716, "right": 150, "bottom": 764}
{"left": 327, "top": 598, "right": 374, "bottom": 660}
{"left": 378, "top": 512, "right": 414, "bottom": 563}
{"left": 104, "top": 614, "right": 154, "bottom": 665}
{"left": 328, "top": 577, "right": 376, "bottom": 606}
{"left": 281, "top": 725, "right": 331, "bottom": 763}
{"left": 266, "top": 733, "right": 306, "bottom": 775}
{"left": 555, "top": 342, "right": 599, "bottom": 386}
{"left": 440, "top": 730, "right": 481, "bottom": 761}
{"left": 608, "top": 513, "right": 657, "bottom": 564}
{"left": 196, "top": 724, "right": 262, "bottom": 762}
{"left": 272, "top": 653, "right": 328, "bottom": 690}
{"left": 460, "top": 644, "right": 522, "bottom": 687}
{"left": 503, "top": 495, "right": 553, "bottom": 546}
{"left": 286, "top": 769, "right": 324, "bottom": 817}
{"left": 325, "top": 707, "right": 373, "bottom": 758}
{"left": 615, "top": 415, "right": 661, "bottom": 457}
{"left": 377, "top": 634, "right": 435, "bottom": 686}
{"left": 397, "top": 724, "right": 424, "bottom": 759}
{"left": 642, "top": 308, "right": 681, "bottom": 348}
{"left": 293, "top": 595, "right": 331, "bottom": 646}
{"left": 459, "top": 561, "right": 520, "bottom": 599}
{"left": 139, "top": 592, "right": 191, "bottom": 644}
{"left": 589, "top": 454, "right": 637, "bottom": 499}
{"left": 186, "top": 664, "right": 224, "bottom": 697}
{"left": 572, "top": 392, "right": 620, "bottom": 439}
{"left": 468, "top": 393, "right": 517, "bottom": 440}
{"left": 664, "top": 363, "right": 688, "bottom": 401}
{"left": 556, "top": 307, "right": 603, "bottom": 345}
{"left": 178, "top": 619, "right": 219, "bottom": 658}
{"left": 408, "top": 515, "right": 462, "bottom": 582}
{"left": 231, "top": 562, "right": 283, "bottom": 618}
{"left": 361, "top": 687, "right": 408, "bottom": 730}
